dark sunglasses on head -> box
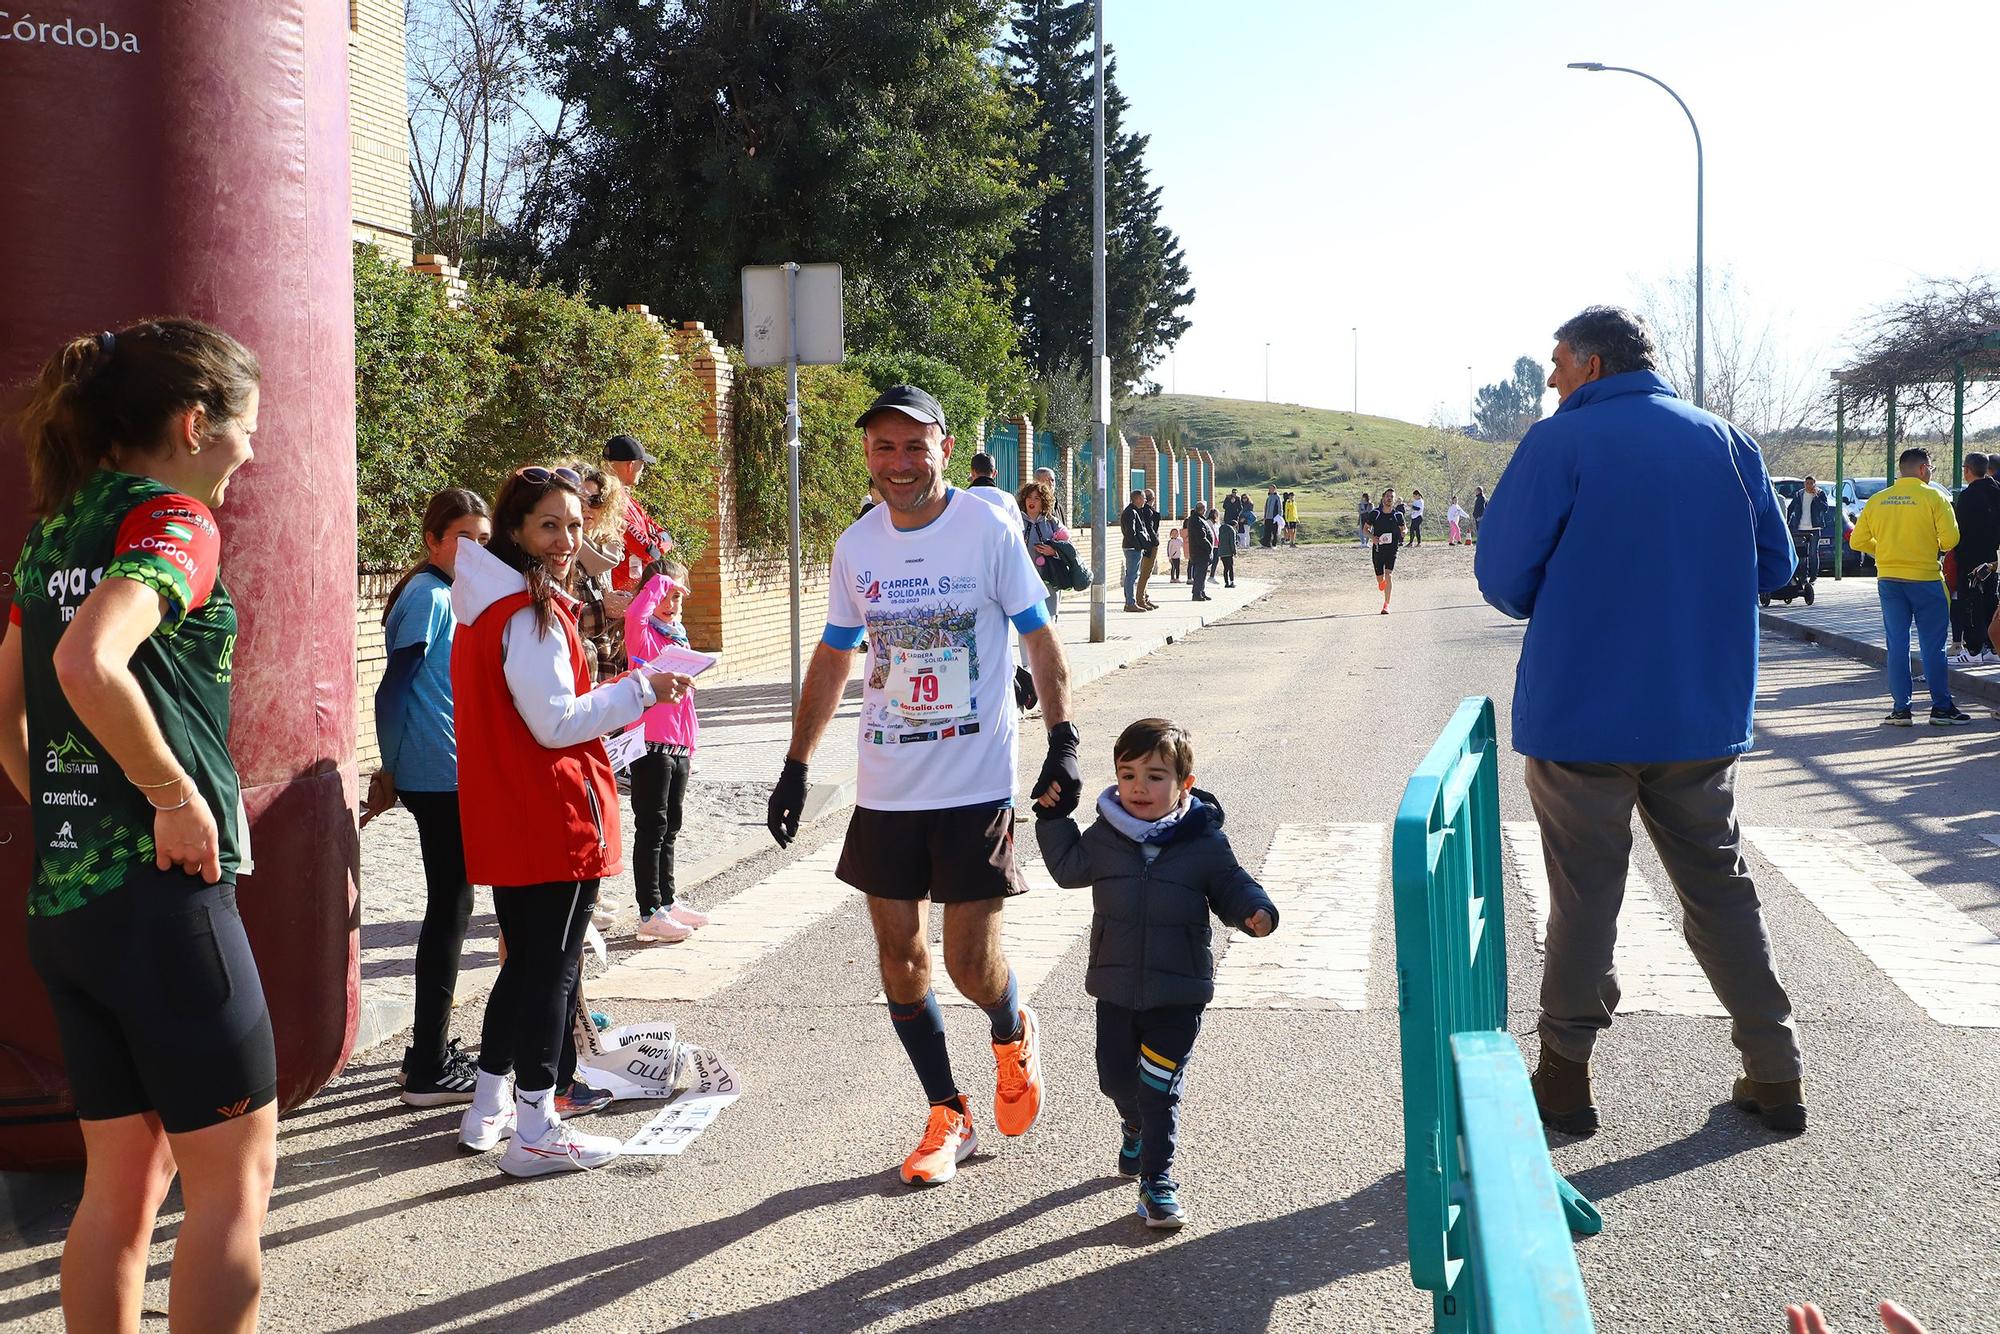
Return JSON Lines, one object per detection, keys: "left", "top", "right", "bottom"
{"left": 520, "top": 465, "right": 582, "bottom": 488}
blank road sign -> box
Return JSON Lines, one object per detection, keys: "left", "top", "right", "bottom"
{"left": 741, "top": 263, "right": 844, "bottom": 367}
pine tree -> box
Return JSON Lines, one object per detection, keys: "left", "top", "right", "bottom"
{"left": 1000, "top": 2, "right": 1193, "bottom": 393}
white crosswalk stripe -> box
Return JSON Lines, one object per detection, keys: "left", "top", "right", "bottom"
{"left": 1500, "top": 821, "right": 1725, "bottom": 1018}
{"left": 1209, "top": 823, "right": 1384, "bottom": 1010}
{"left": 1746, "top": 827, "right": 2000, "bottom": 1027}
{"left": 593, "top": 843, "right": 853, "bottom": 1003}
{"left": 590, "top": 820, "right": 2000, "bottom": 1031}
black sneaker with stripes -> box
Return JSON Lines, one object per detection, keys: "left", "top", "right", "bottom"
{"left": 401, "top": 1038, "right": 479, "bottom": 1107}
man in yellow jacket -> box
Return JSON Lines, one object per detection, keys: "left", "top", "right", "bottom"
{"left": 1848, "top": 447, "right": 1971, "bottom": 725}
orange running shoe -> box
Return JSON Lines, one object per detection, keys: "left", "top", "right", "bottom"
{"left": 1377, "top": 576, "right": 1385, "bottom": 591}
{"left": 992, "top": 1005, "right": 1044, "bottom": 1136}
{"left": 900, "top": 1096, "right": 977, "bottom": 1185}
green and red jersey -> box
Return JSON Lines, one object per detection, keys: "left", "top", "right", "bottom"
{"left": 10, "top": 470, "right": 242, "bottom": 916}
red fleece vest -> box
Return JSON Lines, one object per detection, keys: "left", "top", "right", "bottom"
{"left": 452, "top": 589, "right": 623, "bottom": 886}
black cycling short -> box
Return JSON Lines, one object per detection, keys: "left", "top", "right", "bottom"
{"left": 1372, "top": 543, "right": 1399, "bottom": 576}
{"left": 837, "top": 801, "right": 1030, "bottom": 902}
{"left": 27, "top": 868, "right": 276, "bottom": 1133}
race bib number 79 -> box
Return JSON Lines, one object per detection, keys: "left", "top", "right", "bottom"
{"left": 889, "top": 646, "right": 971, "bottom": 721}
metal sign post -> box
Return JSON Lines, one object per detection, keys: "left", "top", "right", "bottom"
{"left": 742, "top": 262, "right": 844, "bottom": 710}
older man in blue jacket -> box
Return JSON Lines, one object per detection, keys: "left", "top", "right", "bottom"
{"left": 1476, "top": 305, "right": 1807, "bottom": 1137}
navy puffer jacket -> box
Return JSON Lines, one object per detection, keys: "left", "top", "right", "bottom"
{"left": 1036, "top": 789, "right": 1278, "bottom": 1010}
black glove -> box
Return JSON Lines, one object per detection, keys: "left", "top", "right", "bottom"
{"left": 1032, "top": 722, "right": 1082, "bottom": 819}
{"left": 767, "top": 757, "right": 808, "bottom": 847}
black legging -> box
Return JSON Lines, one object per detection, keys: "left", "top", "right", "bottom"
{"left": 479, "top": 880, "right": 598, "bottom": 1092}
{"left": 1409, "top": 515, "right": 1424, "bottom": 546}
{"left": 630, "top": 745, "right": 691, "bottom": 915}
{"left": 399, "top": 789, "right": 473, "bottom": 1075}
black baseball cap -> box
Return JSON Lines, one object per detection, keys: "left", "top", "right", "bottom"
{"left": 856, "top": 384, "right": 948, "bottom": 435}
{"left": 604, "top": 434, "right": 656, "bottom": 465}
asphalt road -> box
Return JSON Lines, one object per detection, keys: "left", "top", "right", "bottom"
{"left": 4, "top": 544, "right": 1997, "bottom": 1333}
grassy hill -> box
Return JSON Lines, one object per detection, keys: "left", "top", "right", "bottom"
{"left": 1122, "top": 394, "right": 1514, "bottom": 541}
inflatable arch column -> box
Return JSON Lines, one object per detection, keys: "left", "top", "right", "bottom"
{"left": 0, "top": 2, "right": 359, "bottom": 1167}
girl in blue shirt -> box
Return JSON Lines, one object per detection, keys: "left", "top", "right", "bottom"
{"left": 362, "top": 488, "right": 491, "bottom": 1105}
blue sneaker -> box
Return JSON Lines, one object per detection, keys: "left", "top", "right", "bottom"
{"left": 1117, "top": 1124, "right": 1143, "bottom": 1177}
{"left": 553, "top": 1080, "right": 614, "bottom": 1119}
{"left": 1137, "top": 1174, "right": 1184, "bottom": 1229}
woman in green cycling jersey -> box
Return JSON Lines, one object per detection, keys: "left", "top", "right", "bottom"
{"left": 0, "top": 319, "right": 274, "bottom": 1333}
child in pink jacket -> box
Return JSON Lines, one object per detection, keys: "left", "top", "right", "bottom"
{"left": 625, "top": 563, "right": 706, "bottom": 942}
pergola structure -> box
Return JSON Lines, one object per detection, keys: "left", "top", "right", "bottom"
{"left": 1826, "top": 326, "right": 2000, "bottom": 577}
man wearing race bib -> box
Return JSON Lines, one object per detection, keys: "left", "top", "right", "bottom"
{"left": 767, "top": 384, "right": 1082, "bottom": 1187}
{"left": 1364, "top": 487, "right": 1407, "bottom": 615}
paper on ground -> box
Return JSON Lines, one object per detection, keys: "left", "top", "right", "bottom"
{"left": 620, "top": 1092, "right": 740, "bottom": 1156}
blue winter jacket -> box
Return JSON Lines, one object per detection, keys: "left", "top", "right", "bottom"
{"left": 1474, "top": 371, "right": 1795, "bottom": 763}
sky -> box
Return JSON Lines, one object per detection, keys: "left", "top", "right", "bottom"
{"left": 1105, "top": 0, "right": 2000, "bottom": 429}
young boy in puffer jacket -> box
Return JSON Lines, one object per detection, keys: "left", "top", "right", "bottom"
{"left": 1034, "top": 717, "right": 1279, "bottom": 1230}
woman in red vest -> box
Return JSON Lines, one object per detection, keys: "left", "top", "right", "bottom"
{"left": 448, "top": 465, "right": 689, "bottom": 1177}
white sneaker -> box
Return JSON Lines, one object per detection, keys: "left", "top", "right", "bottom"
{"left": 591, "top": 904, "right": 617, "bottom": 932}
{"left": 458, "top": 1103, "right": 516, "bottom": 1153}
{"left": 666, "top": 902, "right": 711, "bottom": 928}
{"left": 498, "top": 1119, "right": 622, "bottom": 1177}
{"left": 636, "top": 909, "right": 693, "bottom": 943}
{"left": 1980, "top": 651, "right": 2000, "bottom": 666}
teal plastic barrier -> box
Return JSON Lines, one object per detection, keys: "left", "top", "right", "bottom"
{"left": 1452, "top": 1032, "right": 1597, "bottom": 1332}
{"left": 1392, "top": 696, "right": 1601, "bottom": 1332}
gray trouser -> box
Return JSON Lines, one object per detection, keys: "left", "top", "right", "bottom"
{"left": 1524, "top": 756, "right": 1803, "bottom": 1082}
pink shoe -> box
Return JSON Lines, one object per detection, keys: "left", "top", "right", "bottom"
{"left": 636, "top": 910, "right": 693, "bottom": 943}
{"left": 667, "top": 902, "right": 710, "bottom": 928}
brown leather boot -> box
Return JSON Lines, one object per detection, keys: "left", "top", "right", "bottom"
{"left": 1531, "top": 1042, "right": 1599, "bottom": 1136}
{"left": 1731, "top": 1076, "right": 1807, "bottom": 1133}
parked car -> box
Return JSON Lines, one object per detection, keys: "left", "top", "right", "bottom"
{"left": 1773, "top": 476, "right": 1868, "bottom": 575}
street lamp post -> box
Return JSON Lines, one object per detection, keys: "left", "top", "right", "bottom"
{"left": 1264, "top": 342, "right": 1271, "bottom": 402}
{"left": 1351, "top": 327, "right": 1358, "bottom": 415}
{"left": 1088, "top": 0, "right": 1108, "bottom": 643}
{"left": 1568, "top": 61, "right": 1704, "bottom": 411}
{"left": 1466, "top": 364, "right": 1474, "bottom": 426}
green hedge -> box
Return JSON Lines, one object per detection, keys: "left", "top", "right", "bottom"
{"left": 354, "top": 245, "right": 715, "bottom": 569}
{"left": 729, "top": 357, "right": 878, "bottom": 565}
{"left": 354, "top": 247, "right": 498, "bottom": 567}
{"left": 731, "top": 351, "right": 1005, "bottom": 564}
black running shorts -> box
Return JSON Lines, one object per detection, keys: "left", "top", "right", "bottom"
{"left": 836, "top": 801, "right": 1030, "bottom": 903}
{"left": 27, "top": 869, "right": 277, "bottom": 1133}
{"left": 1372, "top": 543, "right": 1399, "bottom": 576}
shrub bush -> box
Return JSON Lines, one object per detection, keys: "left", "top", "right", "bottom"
{"left": 353, "top": 246, "right": 500, "bottom": 567}
{"left": 463, "top": 281, "right": 715, "bottom": 563}
{"left": 729, "top": 355, "right": 878, "bottom": 565}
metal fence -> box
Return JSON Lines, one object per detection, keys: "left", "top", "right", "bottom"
{"left": 1391, "top": 696, "right": 1600, "bottom": 1332}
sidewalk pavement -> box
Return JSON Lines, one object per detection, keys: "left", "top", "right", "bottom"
{"left": 350, "top": 570, "right": 1274, "bottom": 1056}
{"left": 1758, "top": 572, "right": 2000, "bottom": 709}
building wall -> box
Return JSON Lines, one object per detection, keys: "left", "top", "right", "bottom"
{"left": 349, "top": 0, "right": 413, "bottom": 262}
{"left": 353, "top": 571, "right": 399, "bottom": 772}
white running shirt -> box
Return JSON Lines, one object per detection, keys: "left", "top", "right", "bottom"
{"left": 964, "top": 480, "right": 1024, "bottom": 526}
{"left": 826, "top": 490, "right": 1049, "bottom": 810}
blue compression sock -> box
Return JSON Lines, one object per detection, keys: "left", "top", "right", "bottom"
{"left": 887, "top": 992, "right": 960, "bottom": 1106}
{"left": 982, "top": 970, "right": 1022, "bottom": 1044}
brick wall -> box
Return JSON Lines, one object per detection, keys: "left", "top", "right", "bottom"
{"left": 349, "top": 0, "right": 413, "bottom": 264}
{"left": 353, "top": 570, "right": 400, "bottom": 772}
